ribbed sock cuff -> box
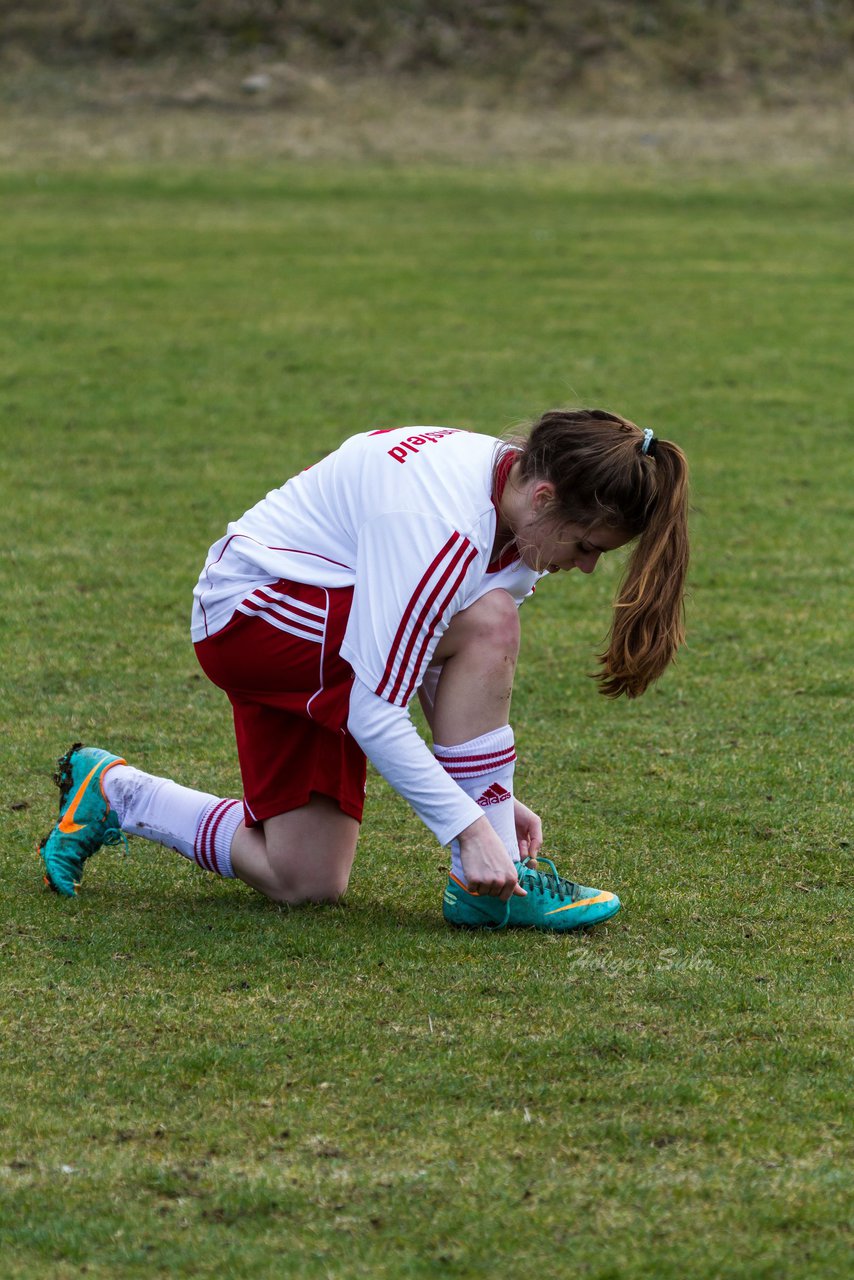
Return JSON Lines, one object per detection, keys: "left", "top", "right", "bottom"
{"left": 433, "top": 725, "right": 516, "bottom": 782}
{"left": 193, "top": 799, "right": 243, "bottom": 878}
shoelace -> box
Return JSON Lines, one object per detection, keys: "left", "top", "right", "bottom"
{"left": 480, "top": 857, "right": 578, "bottom": 930}
{"left": 516, "top": 856, "right": 579, "bottom": 903}
{"left": 103, "top": 826, "right": 130, "bottom": 856}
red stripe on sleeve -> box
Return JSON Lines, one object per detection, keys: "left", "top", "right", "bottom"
{"left": 397, "top": 545, "right": 479, "bottom": 706}
{"left": 375, "top": 533, "right": 462, "bottom": 699}
{"left": 385, "top": 539, "right": 474, "bottom": 706}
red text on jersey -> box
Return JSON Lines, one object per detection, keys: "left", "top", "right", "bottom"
{"left": 378, "top": 429, "right": 460, "bottom": 464}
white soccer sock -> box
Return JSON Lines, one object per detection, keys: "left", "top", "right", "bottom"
{"left": 433, "top": 726, "right": 517, "bottom": 886}
{"left": 102, "top": 766, "right": 242, "bottom": 878}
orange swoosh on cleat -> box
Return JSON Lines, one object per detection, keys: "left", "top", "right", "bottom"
{"left": 57, "top": 762, "right": 103, "bottom": 834}
{"left": 544, "top": 891, "right": 615, "bottom": 916}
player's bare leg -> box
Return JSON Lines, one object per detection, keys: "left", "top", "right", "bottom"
{"left": 429, "top": 588, "right": 520, "bottom": 743}
{"left": 230, "top": 795, "right": 359, "bottom": 904}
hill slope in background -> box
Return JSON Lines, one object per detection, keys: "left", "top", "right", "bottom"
{"left": 1, "top": 0, "right": 852, "bottom": 102}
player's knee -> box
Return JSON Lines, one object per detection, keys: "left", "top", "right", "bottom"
{"left": 264, "top": 876, "right": 349, "bottom": 906}
{"left": 262, "top": 848, "right": 351, "bottom": 906}
{"left": 435, "top": 589, "right": 520, "bottom": 669}
{"left": 277, "top": 884, "right": 347, "bottom": 906}
{"left": 462, "top": 590, "right": 520, "bottom": 660}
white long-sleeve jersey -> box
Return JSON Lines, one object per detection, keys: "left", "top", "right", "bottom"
{"left": 191, "top": 427, "right": 544, "bottom": 844}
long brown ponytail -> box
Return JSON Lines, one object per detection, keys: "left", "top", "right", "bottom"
{"left": 516, "top": 409, "right": 690, "bottom": 698}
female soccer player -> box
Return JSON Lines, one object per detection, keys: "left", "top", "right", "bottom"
{"left": 39, "top": 408, "right": 689, "bottom": 931}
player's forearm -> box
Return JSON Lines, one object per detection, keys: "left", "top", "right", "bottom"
{"left": 347, "top": 678, "right": 482, "bottom": 846}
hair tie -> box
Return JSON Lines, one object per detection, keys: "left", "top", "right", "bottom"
{"left": 641, "top": 428, "right": 657, "bottom": 457}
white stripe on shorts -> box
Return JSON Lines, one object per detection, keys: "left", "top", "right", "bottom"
{"left": 237, "top": 597, "right": 324, "bottom": 644}
{"left": 253, "top": 585, "right": 327, "bottom": 619}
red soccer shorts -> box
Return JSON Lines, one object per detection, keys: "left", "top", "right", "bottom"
{"left": 194, "top": 580, "right": 367, "bottom": 826}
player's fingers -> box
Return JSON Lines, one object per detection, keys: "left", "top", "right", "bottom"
{"left": 468, "top": 874, "right": 525, "bottom": 901}
{"left": 496, "top": 872, "right": 524, "bottom": 901}
{"left": 474, "top": 877, "right": 509, "bottom": 900}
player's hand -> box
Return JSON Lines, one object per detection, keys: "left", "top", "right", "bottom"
{"left": 457, "top": 817, "right": 526, "bottom": 901}
{"left": 514, "top": 798, "right": 543, "bottom": 867}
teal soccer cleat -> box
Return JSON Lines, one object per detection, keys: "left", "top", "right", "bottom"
{"left": 39, "top": 744, "right": 127, "bottom": 897}
{"left": 442, "top": 857, "right": 621, "bottom": 932}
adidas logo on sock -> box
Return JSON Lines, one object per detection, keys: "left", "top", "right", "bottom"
{"left": 476, "top": 782, "right": 511, "bottom": 807}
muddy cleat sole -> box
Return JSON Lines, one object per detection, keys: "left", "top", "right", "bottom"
{"left": 39, "top": 743, "right": 127, "bottom": 897}
{"left": 442, "top": 856, "right": 621, "bottom": 932}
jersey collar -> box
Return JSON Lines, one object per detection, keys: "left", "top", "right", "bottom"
{"left": 489, "top": 447, "right": 522, "bottom": 572}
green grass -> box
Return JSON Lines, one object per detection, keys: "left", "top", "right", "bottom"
{"left": 1, "top": 161, "right": 852, "bottom": 1278}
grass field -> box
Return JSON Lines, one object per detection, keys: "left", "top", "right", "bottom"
{"left": 1, "top": 145, "right": 852, "bottom": 1278}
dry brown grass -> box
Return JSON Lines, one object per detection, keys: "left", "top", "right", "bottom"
{"left": 0, "top": 60, "right": 851, "bottom": 171}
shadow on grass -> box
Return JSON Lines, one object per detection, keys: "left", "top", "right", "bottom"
{"left": 38, "top": 873, "right": 453, "bottom": 940}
